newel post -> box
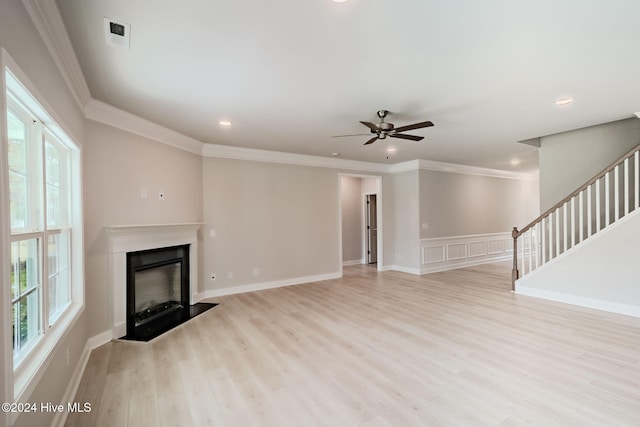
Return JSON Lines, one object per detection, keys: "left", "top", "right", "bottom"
{"left": 511, "top": 227, "right": 519, "bottom": 291}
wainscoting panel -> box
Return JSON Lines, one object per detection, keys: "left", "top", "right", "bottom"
{"left": 468, "top": 241, "right": 487, "bottom": 258}
{"left": 420, "top": 232, "right": 512, "bottom": 274}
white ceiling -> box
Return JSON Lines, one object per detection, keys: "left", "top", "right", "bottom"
{"left": 55, "top": 0, "right": 640, "bottom": 173}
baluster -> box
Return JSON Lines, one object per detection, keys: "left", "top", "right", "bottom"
{"left": 541, "top": 217, "right": 546, "bottom": 265}
{"left": 579, "top": 191, "right": 584, "bottom": 243}
{"left": 528, "top": 229, "right": 533, "bottom": 273}
{"left": 614, "top": 165, "right": 620, "bottom": 221}
{"left": 534, "top": 223, "right": 540, "bottom": 268}
{"left": 563, "top": 202, "right": 568, "bottom": 252}
{"left": 554, "top": 208, "right": 560, "bottom": 258}
{"left": 587, "top": 184, "right": 592, "bottom": 238}
{"left": 624, "top": 157, "right": 630, "bottom": 216}
{"left": 596, "top": 178, "right": 601, "bottom": 232}
{"left": 605, "top": 172, "right": 610, "bottom": 227}
{"left": 633, "top": 151, "right": 640, "bottom": 209}
{"left": 520, "top": 234, "right": 525, "bottom": 275}
{"left": 571, "top": 197, "right": 576, "bottom": 247}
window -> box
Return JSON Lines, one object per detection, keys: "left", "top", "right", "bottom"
{"left": 2, "top": 59, "right": 83, "bottom": 401}
{"left": 8, "top": 96, "right": 73, "bottom": 364}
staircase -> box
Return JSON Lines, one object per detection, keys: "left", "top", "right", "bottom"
{"left": 512, "top": 143, "right": 640, "bottom": 290}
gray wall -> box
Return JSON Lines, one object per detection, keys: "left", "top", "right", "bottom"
{"left": 0, "top": 2, "right": 85, "bottom": 426}
{"left": 539, "top": 118, "right": 640, "bottom": 211}
{"left": 389, "top": 171, "right": 421, "bottom": 270}
{"left": 202, "top": 157, "right": 343, "bottom": 290}
{"left": 340, "top": 176, "right": 363, "bottom": 263}
{"left": 419, "top": 169, "right": 540, "bottom": 238}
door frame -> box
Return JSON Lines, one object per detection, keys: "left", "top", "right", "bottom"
{"left": 363, "top": 192, "right": 377, "bottom": 264}
{"left": 338, "top": 173, "right": 383, "bottom": 274}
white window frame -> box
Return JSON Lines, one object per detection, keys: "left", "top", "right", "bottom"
{"left": 1, "top": 49, "right": 84, "bottom": 407}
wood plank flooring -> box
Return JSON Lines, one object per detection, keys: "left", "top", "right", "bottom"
{"left": 66, "top": 262, "right": 640, "bottom": 426}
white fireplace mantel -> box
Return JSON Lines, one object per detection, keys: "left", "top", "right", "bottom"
{"left": 105, "top": 223, "right": 202, "bottom": 338}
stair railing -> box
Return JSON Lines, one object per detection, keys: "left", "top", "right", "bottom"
{"left": 512, "top": 143, "right": 640, "bottom": 290}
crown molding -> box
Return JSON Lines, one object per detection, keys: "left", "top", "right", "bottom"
{"left": 202, "top": 144, "right": 389, "bottom": 173}
{"left": 25, "top": 0, "right": 537, "bottom": 181}
{"left": 417, "top": 158, "right": 538, "bottom": 181}
{"left": 21, "top": 0, "right": 91, "bottom": 111}
{"left": 387, "top": 158, "right": 537, "bottom": 180}
{"left": 85, "top": 99, "right": 203, "bottom": 155}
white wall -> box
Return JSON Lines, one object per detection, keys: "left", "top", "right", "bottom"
{"left": 539, "top": 118, "right": 640, "bottom": 211}
{"left": 516, "top": 209, "right": 640, "bottom": 317}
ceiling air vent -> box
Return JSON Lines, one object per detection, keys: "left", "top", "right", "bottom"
{"left": 104, "top": 17, "right": 130, "bottom": 49}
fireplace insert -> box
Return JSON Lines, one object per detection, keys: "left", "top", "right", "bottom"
{"left": 125, "top": 244, "right": 215, "bottom": 341}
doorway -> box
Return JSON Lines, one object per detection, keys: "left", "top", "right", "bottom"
{"left": 339, "top": 174, "right": 383, "bottom": 272}
{"left": 366, "top": 194, "right": 377, "bottom": 264}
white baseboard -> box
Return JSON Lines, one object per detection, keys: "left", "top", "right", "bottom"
{"left": 515, "top": 286, "right": 640, "bottom": 318}
{"left": 52, "top": 329, "right": 112, "bottom": 427}
{"left": 195, "top": 271, "right": 342, "bottom": 300}
{"left": 383, "top": 265, "right": 422, "bottom": 275}
{"left": 342, "top": 259, "right": 364, "bottom": 266}
{"left": 420, "top": 255, "right": 511, "bottom": 275}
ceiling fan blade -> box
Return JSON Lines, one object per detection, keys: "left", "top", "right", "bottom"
{"left": 360, "top": 121, "right": 379, "bottom": 132}
{"left": 364, "top": 136, "right": 379, "bottom": 145}
{"left": 392, "top": 120, "right": 434, "bottom": 133}
{"left": 331, "top": 133, "right": 372, "bottom": 138}
{"left": 390, "top": 133, "right": 424, "bottom": 141}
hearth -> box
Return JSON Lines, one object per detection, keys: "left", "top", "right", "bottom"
{"left": 124, "top": 244, "right": 216, "bottom": 341}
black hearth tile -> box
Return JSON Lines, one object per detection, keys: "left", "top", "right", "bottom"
{"left": 121, "top": 302, "right": 218, "bottom": 342}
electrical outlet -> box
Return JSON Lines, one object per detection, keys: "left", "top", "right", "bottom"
{"left": 210, "top": 273, "right": 216, "bottom": 281}
{"left": 140, "top": 188, "right": 148, "bottom": 200}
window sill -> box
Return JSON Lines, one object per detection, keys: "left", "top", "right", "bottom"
{"left": 13, "top": 301, "right": 83, "bottom": 403}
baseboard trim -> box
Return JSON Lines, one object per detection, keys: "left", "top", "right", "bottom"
{"left": 420, "top": 255, "right": 511, "bottom": 275}
{"left": 52, "top": 329, "right": 112, "bottom": 427}
{"left": 515, "top": 286, "right": 640, "bottom": 318}
{"left": 196, "top": 271, "right": 342, "bottom": 299}
{"left": 383, "top": 265, "right": 422, "bottom": 275}
{"left": 342, "top": 259, "right": 364, "bottom": 266}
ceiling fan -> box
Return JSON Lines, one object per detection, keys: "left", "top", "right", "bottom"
{"left": 333, "top": 110, "right": 434, "bottom": 145}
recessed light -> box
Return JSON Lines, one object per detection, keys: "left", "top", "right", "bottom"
{"left": 555, "top": 97, "right": 574, "bottom": 106}
{"left": 332, "top": 0, "right": 348, "bottom": 3}
{"left": 218, "top": 120, "right": 232, "bottom": 127}
{"left": 386, "top": 147, "right": 397, "bottom": 153}
{"left": 510, "top": 159, "right": 520, "bottom": 166}
{"left": 634, "top": 112, "right": 640, "bottom": 119}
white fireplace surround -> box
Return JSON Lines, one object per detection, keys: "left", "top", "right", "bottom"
{"left": 105, "top": 223, "right": 202, "bottom": 338}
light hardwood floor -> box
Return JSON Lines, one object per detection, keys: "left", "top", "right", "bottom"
{"left": 66, "top": 262, "right": 640, "bottom": 426}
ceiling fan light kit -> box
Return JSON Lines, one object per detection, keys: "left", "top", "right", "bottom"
{"left": 335, "top": 109, "right": 434, "bottom": 145}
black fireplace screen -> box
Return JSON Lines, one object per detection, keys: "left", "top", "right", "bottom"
{"left": 126, "top": 245, "right": 189, "bottom": 335}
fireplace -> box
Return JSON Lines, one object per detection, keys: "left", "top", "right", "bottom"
{"left": 127, "top": 245, "right": 189, "bottom": 338}
{"left": 105, "top": 223, "right": 216, "bottom": 342}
